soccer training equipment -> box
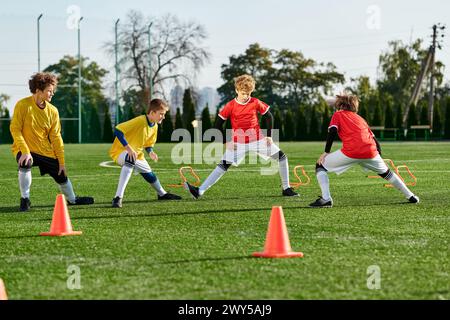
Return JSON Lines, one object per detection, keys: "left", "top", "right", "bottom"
{"left": 290, "top": 165, "right": 311, "bottom": 189}
{"left": 167, "top": 166, "right": 201, "bottom": 188}
{"left": 19, "top": 197, "right": 31, "bottom": 212}
{"left": 40, "top": 194, "right": 82, "bottom": 236}
{"left": 309, "top": 196, "right": 333, "bottom": 208}
{"left": 368, "top": 159, "right": 417, "bottom": 187}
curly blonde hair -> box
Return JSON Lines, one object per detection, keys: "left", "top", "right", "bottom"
{"left": 234, "top": 74, "right": 256, "bottom": 93}
{"left": 335, "top": 93, "right": 359, "bottom": 113}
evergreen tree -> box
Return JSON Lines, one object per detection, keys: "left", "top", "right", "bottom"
{"left": 88, "top": 106, "right": 102, "bottom": 142}
{"left": 444, "top": 97, "right": 450, "bottom": 139}
{"left": 182, "top": 88, "right": 196, "bottom": 141}
{"left": 201, "top": 106, "right": 212, "bottom": 137}
{"left": 321, "top": 101, "right": 331, "bottom": 139}
{"left": 432, "top": 100, "right": 442, "bottom": 138}
{"left": 0, "top": 108, "right": 12, "bottom": 144}
{"left": 371, "top": 103, "right": 383, "bottom": 126}
{"left": 103, "top": 109, "right": 114, "bottom": 142}
{"left": 358, "top": 102, "right": 369, "bottom": 122}
{"left": 407, "top": 103, "right": 418, "bottom": 128}
{"left": 283, "top": 108, "right": 295, "bottom": 141}
{"left": 309, "top": 104, "right": 320, "bottom": 140}
{"left": 419, "top": 100, "right": 429, "bottom": 125}
{"left": 161, "top": 110, "right": 174, "bottom": 142}
{"left": 384, "top": 102, "right": 395, "bottom": 128}
{"left": 395, "top": 105, "right": 405, "bottom": 140}
{"left": 273, "top": 108, "right": 283, "bottom": 141}
{"left": 175, "top": 108, "right": 183, "bottom": 130}
{"left": 296, "top": 106, "right": 308, "bottom": 141}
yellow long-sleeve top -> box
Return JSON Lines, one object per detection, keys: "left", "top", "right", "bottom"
{"left": 10, "top": 96, "right": 65, "bottom": 165}
{"left": 109, "top": 115, "right": 158, "bottom": 162}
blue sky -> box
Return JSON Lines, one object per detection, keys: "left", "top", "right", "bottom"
{"left": 1, "top": 0, "right": 449, "bottom": 111}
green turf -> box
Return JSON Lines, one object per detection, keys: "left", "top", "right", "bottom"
{"left": 0, "top": 142, "right": 448, "bottom": 299}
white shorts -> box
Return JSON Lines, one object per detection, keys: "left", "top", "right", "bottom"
{"left": 322, "top": 150, "right": 388, "bottom": 175}
{"left": 222, "top": 139, "right": 281, "bottom": 166}
{"left": 117, "top": 151, "right": 152, "bottom": 174}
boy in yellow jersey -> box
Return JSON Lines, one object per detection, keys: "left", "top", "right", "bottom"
{"left": 10, "top": 72, "right": 94, "bottom": 212}
{"left": 109, "top": 98, "right": 181, "bottom": 207}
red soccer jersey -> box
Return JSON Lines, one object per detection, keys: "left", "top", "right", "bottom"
{"left": 218, "top": 97, "right": 270, "bottom": 143}
{"left": 329, "top": 110, "right": 378, "bottom": 159}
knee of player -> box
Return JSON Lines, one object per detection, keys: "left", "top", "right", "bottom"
{"left": 19, "top": 162, "right": 32, "bottom": 170}
{"left": 271, "top": 151, "right": 287, "bottom": 161}
{"left": 124, "top": 157, "right": 136, "bottom": 167}
{"left": 315, "top": 163, "right": 327, "bottom": 173}
{"left": 56, "top": 175, "right": 69, "bottom": 184}
{"left": 218, "top": 161, "right": 231, "bottom": 171}
{"left": 378, "top": 169, "right": 392, "bottom": 179}
{"left": 141, "top": 172, "right": 157, "bottom": 184}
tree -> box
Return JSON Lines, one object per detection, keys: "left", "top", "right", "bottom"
{"left": 0, "top": 94, "right": 12, "bottom": 144}
{"left": 161, "top": 110, "right": 174, "bottom": 142}
{"left": 432, "top": 100, "right": 443, "bottom": 138}
{"left": 175, "top": 108, "right": 183, "bottom": 130}
{"left": 443, "top": 97, "right": 450, "bottom": 139}
{"left": 309, "top": 104, "right": 321, "bottom": 140}
{"left": 419, "top": 100, "right": 429, "bottom": 125}
{"left": 371, "top": 103, "right": 383, "bottom": 127}
{"left": 218, "top": 43, "right": 344, "bottom": 108}
{"left": 407, "top": 103, "right": 418, "bottom": 128}
{"left": 103, "top": 109, "right": 114, "bottom": 142}
{"left": 273, "top": 108, "right": 283, "bottom": 141}
{"left": 319, "top": 98, "right": 331, "bottom": 140}
{"left": 105, "top": 11, "right": 210, "bottom": 112}
{"left": 383, "top": 95, "right": 395, "bottom": 128}
{"left": 201, "top": 106, "right": 212, "bottom": 137}
{"left": 283, "top": 108, "right": 295, "bottom": 141}
{"left": 88, "top": 106, "right": 102, "bottom": 142}
{"left": 182, "top": 89, "right": 196, "bottom": 141}
{"left": 296, "top": 106, "right": 308, "bottom": 141}
{"left": 44, "top": 55, "right": 108, "bottom": 143}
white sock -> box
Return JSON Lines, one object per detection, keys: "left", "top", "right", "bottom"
{"left": 199, "top": 165, "right": 227, "bottom": 196}
{"left": 279, "top": 156, "right": 290, "bottom": 190}
{"left": 316, "top": 170, "right": 332, "bottom": 201}
{"left": 115, "top": 165, "right": 134, "bottom": 198}
{"left": 59, "top": 178, "right": 77, "bottom": 203}
{"left": 385, "top": 171, "right": 414, "bottom": 199}
{"left": 18, "top": 169, "right": 32, "bottom": 198}
{"left": 151, "top": 179, "right": 167, "bottom": 197}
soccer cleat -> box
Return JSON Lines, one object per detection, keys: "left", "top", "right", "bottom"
{"left": 408, "top": 195, "right": 420, "bottom": 204}
{"left": 184, "top": 182, "right": 200, "bottom": 200}
{"left": 112, "top": 196, "right": 123, "bottom": 208}
{"left": 282, "top": 187, "right": 299, "bottom": 197}
{"left": 19, "top": 197, "right": 31, "bottom": 212}
{"left": 309, "top": 196, "right": 333, "bottom": 208}
{"left": 68, "top": 196, "right": 95, "bottom": 206}
{"left": 158, "top": 192, "right": 182, "bottom": 201}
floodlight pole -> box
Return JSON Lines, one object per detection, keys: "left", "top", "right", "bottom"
{"left": 37, "top": 14, "right": 43, "bottom": 72}
{"left": 78, "top": 17, "right": 83, "bottom": 144}
{"left": 115, "top": 19, "right": 120, "bottom": 125}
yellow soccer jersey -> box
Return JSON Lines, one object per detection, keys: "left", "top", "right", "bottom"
{"left": 10, "top": 96, "right": 65, "bottom": 165}
{"left": 109, "top": 115, "right": 158, "bottom": 162}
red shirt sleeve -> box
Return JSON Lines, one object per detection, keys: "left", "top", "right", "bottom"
{"left": 329, "top": 112, "right": 340, "bottom": 131}
{"left": 257, "top": 99, "right": 270, "bottom": 115}
{"left": 218, "top": 102, "right": 232, "bottom": 120}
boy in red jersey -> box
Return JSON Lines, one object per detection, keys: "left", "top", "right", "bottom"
{"left": 184, "top": 74, "right": 298, "bottom": 199}
{"left": 309, "top": 93, "right": 419, "bottom": 208}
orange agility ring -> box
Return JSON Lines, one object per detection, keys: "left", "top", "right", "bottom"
{"left": 290, "top": 165, "right": 311, "bottom": 189}
{"left": 167, "top": 166, "right": 201, "bottom": 188}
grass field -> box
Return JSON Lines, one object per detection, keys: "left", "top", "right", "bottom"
{"left": 0, "top": 142, "right": 449, "bottom": 300}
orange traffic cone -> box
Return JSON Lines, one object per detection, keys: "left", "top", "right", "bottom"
{"left": 253, "top": 206, "right": 304, "bottom": 258}
{"left": 40, "top": 194, "right": 82, "bottom": 236}
{"left": 0, "top": 278, "right": 8, "bottom": 300}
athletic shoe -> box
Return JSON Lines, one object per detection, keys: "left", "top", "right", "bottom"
{"left": 184, "top": 182, "right": 200, "bottom": 200}
{"left": 20, "top": 197, "right": 31, "bottom": 212}
{"left": 309, "top": 196, "right": 333, "bottom": 208}
{"left": 112, "top": 196, "right": 122, "bottom": 208}
{"left": 158, "top": 192, "right": 182, "bottom": 201}
{"left": 282, "top": 187, "right": 299, "bottom": 197}
{"left": 68, "top": 196, "right": 95, "bottom": 205}
{"left": 408, "top": 195, "right": 420, "bottom": 204}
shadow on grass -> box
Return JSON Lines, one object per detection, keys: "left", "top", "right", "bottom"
{"left": 0, "top": 234, "right": 42, "bottom": 239}
{"left": 153, "top": 255, "right": 254, "bottom": 266}
{"left": 0, "top": 204, "right": 54, "bottom": 214}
